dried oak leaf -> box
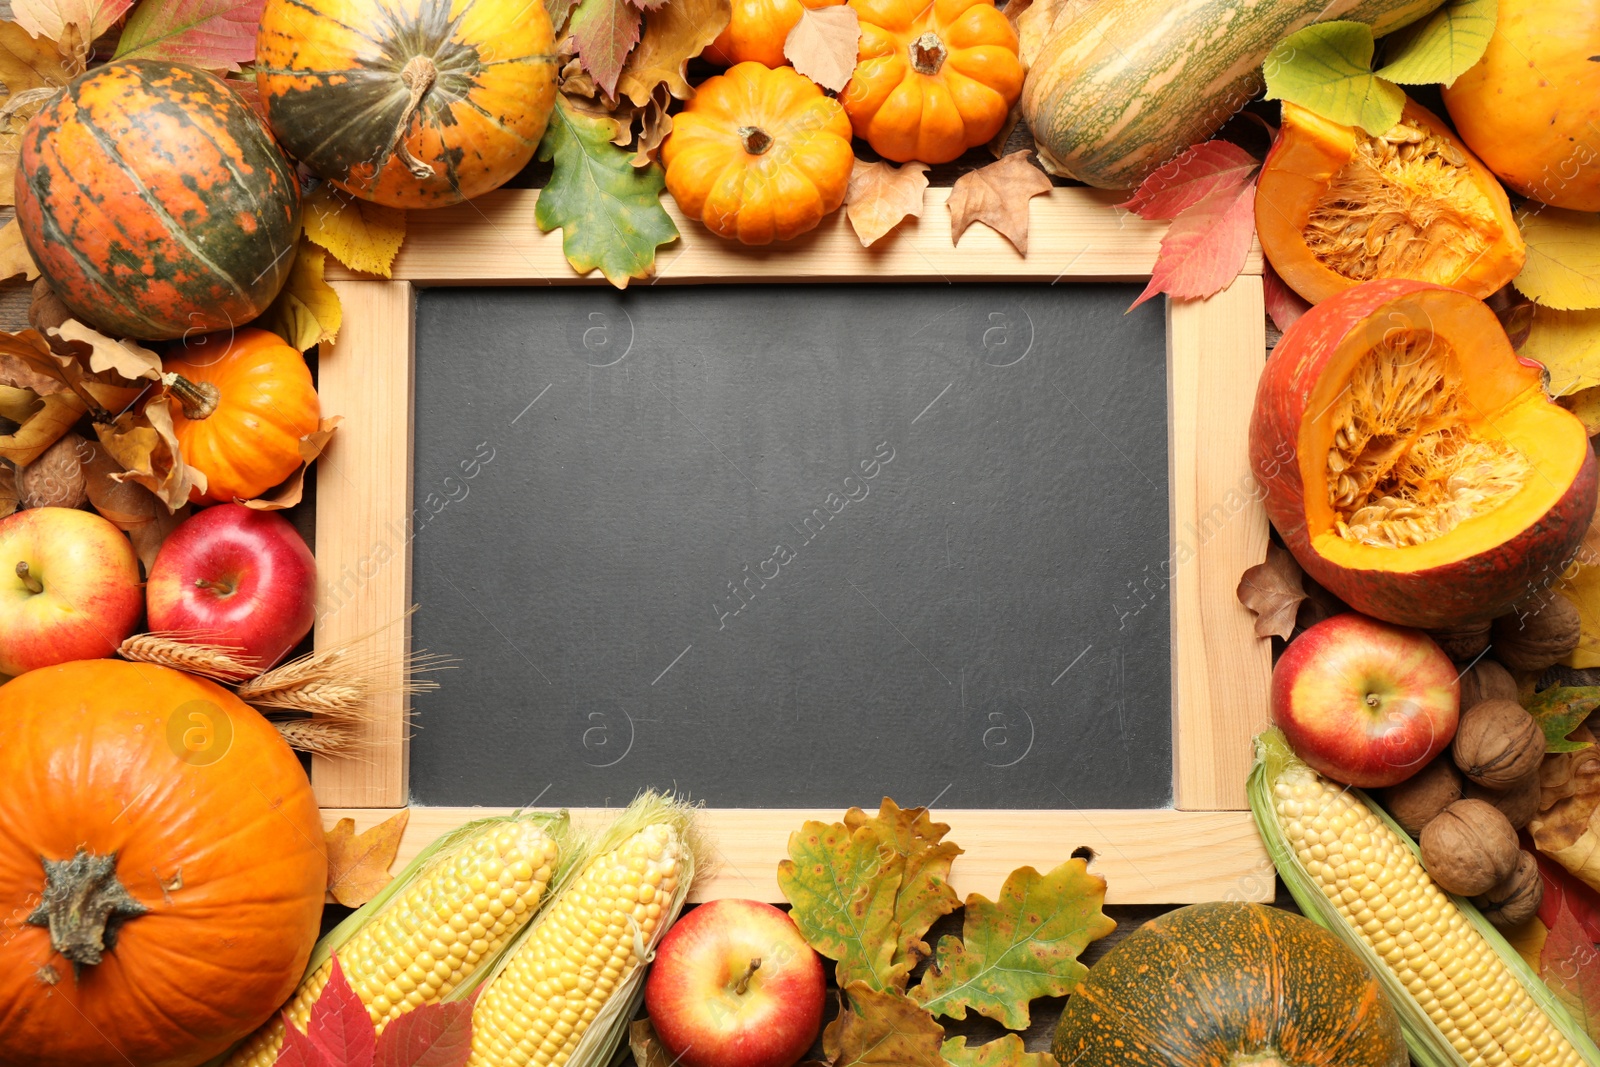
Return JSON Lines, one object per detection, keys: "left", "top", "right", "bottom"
{"left": 630, "top": 83, "right": 673, "bottom": 168}
{"left": 94, "top": 394, "right": 206, "bottom": 510}
{"left": 909, "top": 858, "right": 1115, "bottom": 1029}
{"left": 303, "top": 181, "right": 407, "bottom": 279}
{"left": 240, "top": 415, "right": 340, "bottom": 511}
{"left": 941, "top": 1036, "right": 1056, "bottom": 1067}
{"left": 1523, "top": 686, "right": 1600, "bottom": 753}
{"left": 325, "top": 808, "right": 411, "bottom": 907}
{"left": 842, "top": 798, "right": 962, "bottom": 987}
{"left": 0, "top": 219, "right": 38, "bottom": 284}
{"left": 12, "top": 0, "right": 134, "bottom": 46}
{"left": 256, "top": 240, "right": 343, "bottom": 351}
{"left": 1540, "top": 898, "right": 1600, "bottom": 1042}
{"left": 0, "top": 21, "right": 69, "bottom": 185}
{"left": 948, "top": 151, "right": 1052, "bottom": 255}
{"left": 48, "top": 319, "right": 162, "bottom": 381}
{"left": 81, "top": 439, "right": 187, "bottom": 573}
{"left": 847, "top": 160, "right": 929, "bottom": 248}
{"left": 568, "top": 0, "right": 642, "bottom": 99}
{"left": 831, "top": 984, "right": 946, "bottom": 1067}
{"left": 0, "top": 387, "right": 85, "bottom": 467}
{"left": 1236, "top": 543, "right": 1307, "bottom": 641}
{"left": 1532, "top": 744, "right": 1600, "bottom": 894}
{"left": 615, "top": 0, "right": 730, "bottom": 106}
{"left": 628, "top": 1020, "right": 677, "bottom": 1067}
{"left": 28, "top": 278, "right": 70, "bottom": 335}
{"left": 785, "top": 6, "right": 861, "bottom": 94}
{"left": 778, "top": 816, "right": 902, "bottom": 990}
{"left": 1012, "top": 0, "right": 1095, "bottom": 68}
{"left": 0, "top": 464, "right": 17, "bottom": 519}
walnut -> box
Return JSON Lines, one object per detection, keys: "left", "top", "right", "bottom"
{"left": 1491, "top": 594, "right": 1582, "bottom": 672}
{"left": 1382, "top": 756, "right": 1463, "bottom": 837}
{"left": 1465, "top": 770, "right": 1542, "bottom": 831}
{"left": 1458, "top": 659, "right": 1518, "bottom": 711}
{"left": 1473, "top": 850, "right": 1543, "bottom": 929}
{"left": 1427, "top": 621, "right": 1490, "bottom": 662}
{"left": 1452, "top": 699, "right": 1544, "bottom": 790}
{"left": 15, "top": 432, "right": 88, "bottom": 510}
{"left": 1420, "top": 799, "right": 1520, "bottom": 896}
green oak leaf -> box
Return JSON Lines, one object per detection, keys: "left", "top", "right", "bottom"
{"left": 1524, "top": 686, "right": 1600, "bottom": 753}
{"left": 910, "top": 859, "right": 1116, "bottom": 1029}
{"left": 941, "top": 1036, "right": 1056, "bottom": 1067}
{"left": 777, "top": 819, "right": 902, "bottom": 991}
{"left": 1376, "top": 0, "right": 1497, "bottom": 87}
{"left": 845, "top": 799, "right": 963, "bottom": 989}
{"left": 534, "top": 96, "right": 679, "bottom": 289}
{"left": 1264, "top": 21, "right": 1405, "bottom": 136}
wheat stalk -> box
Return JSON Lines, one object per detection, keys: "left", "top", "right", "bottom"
{"left": 272, "top": 717, "right": 360, "bottom": 755}
{"left": 238, "top": 643, "right": 450, "bottom": 716}
{"left": 119, "top": 632, "right": 261, "bottom": 682}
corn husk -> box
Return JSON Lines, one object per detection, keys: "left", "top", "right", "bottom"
{"left": 449, "top": 791, "right": 705, "bottom": 1067}
{"left": 1250, "top": 728, "right": 1600, "bottom": 1067}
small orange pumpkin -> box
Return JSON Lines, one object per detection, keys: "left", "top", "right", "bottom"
{"left": 165, "top": 328, "right": 321, "bottom": 505}
{"left": 661, "top": 62, "right": 854, "bottom": 245}
{"left": 0, "top": 660, "right": 327, "bottom": 1067}
{"left": 841, "top": 0, "right": 1023, "bottom": 164}
{"left": 708, "top": 0, "right": 845, "bottom": 67}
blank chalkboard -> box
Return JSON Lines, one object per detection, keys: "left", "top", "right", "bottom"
{"left": 407, "top": 284, "right": 1171, "bottom": 810}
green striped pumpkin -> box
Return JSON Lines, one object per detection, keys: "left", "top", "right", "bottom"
{"left": 1019, "top": 0, "right": 1449, "bottom": 190}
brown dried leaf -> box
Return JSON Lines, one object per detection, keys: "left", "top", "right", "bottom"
{"left": 784, "top": 6, "right": 860, "bottom": 93}
{"left": 948, "top": 152, "right": 1053, "bottom": 255}
{"left": 627, "top": 1020, "right": 676, "bottom": 1067}
{"left": 94, "top": 394, "right": 205, "bottom": 510}
{"left": 1533, "top": 743, "right": 1600, "bottom": 893}
{"left": 0, "top": 21, "right": 70, "bottom": 208}
{"left": 631, "top": 83, "right": 673, "bottom": 168}
{"left": 832, "top": 984, "right": 946, "bottom": 1067}
{"left": 239, "top": 415, "right": 340, "bottom": 511}
{"left": 0, "top": 219, "right": 38, "bottom": 284}
{"left": 616, "top": 0, "right": 729, "bottom": 106}
{"left": 0, "top": 464, "right": 17, "bottom": 518}
{"left": 0, "top": 388, "right": 85, "bottom": 466}
{"left": 847, "top": 160, "right": 929, "bottom": 247}
{"left": 81, "top": 440, "right": 188, "bottom": 572}
{"left": 325, "top": 809, "right": 411, "bottom": 907}
{"left": 28, "top": 279, "right": 70, "bottom": 335}
{"left": 1013, "top": 0, "right": 1096, "bottom": 68}
{"left": 1236, "top": 543, "right": 1307, "bottom": 641}
{"left": 0, "top": 326, "right": 76, "bottom": 395}
{"left": 49, "top": 319, "right": 162, "bottom": 381}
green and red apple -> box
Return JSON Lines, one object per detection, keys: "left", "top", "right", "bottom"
{"left": 1272, "top": 612, "right": 1460, "bottom": 788}
{"left": 0, "top": 506, "right": 142, "bottom": 676}
{"left": 645, "top": 899, "right": 824, "bottom": 1067}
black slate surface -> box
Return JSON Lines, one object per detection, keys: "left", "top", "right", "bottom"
{"left": 408, "top": 284, "right": 1171, "bottom": 809}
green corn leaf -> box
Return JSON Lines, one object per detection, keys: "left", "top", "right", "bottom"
{"left": 1264, "top": 21, "right": 1405, "bottom": 136}
{"left": 1376, "top": 0, "right": 1498, "bottom": 87}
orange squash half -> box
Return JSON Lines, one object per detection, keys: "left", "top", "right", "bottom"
{"left": 1256, "top": 100, "right": 1524, "bottom": 305}
{"left": 1250, "top": 279, "right": 1597, "bottom": 629}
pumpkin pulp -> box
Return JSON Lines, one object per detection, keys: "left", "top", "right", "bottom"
{"left": 1297, "top": 287, "right": 1588, "bottom": 576}
{"left": 1257, "top": 101, "right": 1524, "bottom": 303}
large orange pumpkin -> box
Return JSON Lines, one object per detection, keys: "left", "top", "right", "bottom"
{"left": 256, "top": 0, "right": 559, "bottom": 208}
{"left": 165, "top": 328, "right": 321, "bottom": 505}
{"left": 840, "top": 0, "right": 1023, "bottom": 164}
{"left": 0, "top": 660, "right": 326, "bottom": 1067}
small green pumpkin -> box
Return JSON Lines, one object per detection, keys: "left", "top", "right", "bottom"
{"left": 1052, "top": 902, "right": 1406, "bottom": 1067}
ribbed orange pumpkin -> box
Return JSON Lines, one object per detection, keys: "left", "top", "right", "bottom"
{"left": 0, "top": 660, "right": 327, "bottom": 1067}
{"left": 256, "top": 0, "right": 559, "bottom": 207}
{"left": 165, "top": 328, "right": 321, "bottom": 505}
{"left": 841, "top": 0, "right": 1023, "bottom": 164}
{"left": 661, "top": 63, "right": 854, "bottom": 244}
{"left": 707, "top": 0, "right": 845, "bottom": 67}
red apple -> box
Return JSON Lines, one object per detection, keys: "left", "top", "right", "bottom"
{"left": 645, "top": 899, "right": 825, "bottom": 1067}
{"left": 146, "top": 504, "right": 316, "bottom": 670}
{"left": 1273, "top": 612, "right": 1460, "bottom": 788}
{"left": 0, "top": 506, "right": 142, "bottom": 675}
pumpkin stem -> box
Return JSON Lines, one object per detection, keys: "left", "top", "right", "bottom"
{"left": 163, "top": 372, "right": 219, "bottom": 421}
{"left": 26, "top": 849, "right": 148, "bottom": 973}
{"left": 389, "top": 55, "right": 439, "bottom": 181}
{"left": 733, "top": 957, "right": 762, "bottom": 995}
{"left": 909, "top": 32, "right": 947, "bottom": 75}
{"left": 739, "top": 126, "right": 774, "bottom": 156}
{"left": 14, "top": 561, "right": 42, "bottom": 595}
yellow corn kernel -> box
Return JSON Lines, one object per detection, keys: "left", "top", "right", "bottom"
{"left": 1273, "top": 762, "right": 1586, "bottom": 1067}
{"left": 468, "top": 822, "right": 682, "bottom": 1067}
{"left": 225, "top": 819, "right": 561, "bottom": 1067}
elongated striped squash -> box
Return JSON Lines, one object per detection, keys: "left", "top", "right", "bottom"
{"left": 1019, "top": 0, "right": 1449, "bottom": 190}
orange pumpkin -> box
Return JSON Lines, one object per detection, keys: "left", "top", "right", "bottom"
{"left": 661, "top": 63, "right": 854, "bottom": 245}
{"left": 708, "top": 0, "right": 845, "bottom": 67}
{"left": 0, "top": 660, "right": 327, "bottom": 1067}
{"left": 841, "top": 0, "right": 1023, "bottom": 164}
{"left": 165, "top": 328, "right": 321, "bottom": 505}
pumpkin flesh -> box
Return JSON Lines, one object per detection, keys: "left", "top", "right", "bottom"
{"left": 1257, "top": 101, "right": 1524, "bottom": 304}
{"left": 1252, "top": 280, "right": 1597, "bottom": 629}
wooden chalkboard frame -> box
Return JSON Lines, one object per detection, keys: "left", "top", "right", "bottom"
{"left": 314, "top": 186, "right": 1275, "bottom": 906}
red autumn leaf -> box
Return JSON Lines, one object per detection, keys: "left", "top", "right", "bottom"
{"left": 1540, "top": 897, "right": 1600, "bottom": 1041}
{"left": 1263, "top": 263, "right": 1311, "bottom": 334}
{"left": 307, "top": 958, "right": 376, "bottom": 1067}
{"left": 374, "top": 1000, "right": 476, "bottom": 1067}
{"left": 1536, "top": 847, "right": 1600, "bottom": 946}
{"left": 1117, "top": 140, "right": 1257, "bottom": 221}
{"left": 569, "top": 0, "right": 642, "bottom": 98}
{"left": 1130, "top": 177, "right": 1258, "bottom": 309}
{"left": 276, "top": 1022, "right": 337, "bottom": 1067}
{"left": 114, "top": 0, "right": 265, "bottom": 72}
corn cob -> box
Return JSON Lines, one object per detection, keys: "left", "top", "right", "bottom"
{"left": 1251, "top": 728, "right": 1600, "bottom": 1067}
{"left": 224, "top": 813, "right": 566, "bottom": 1067}
{"left": 462, "top": 793, "right": 698, "bottom": 1067}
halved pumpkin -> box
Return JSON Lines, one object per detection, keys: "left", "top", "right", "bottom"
{"left": 1256, "top": 99, "right": 1525, "bottom": 305}
{"left": 1251, "top": 279, "right": 1598, "bottom": 629}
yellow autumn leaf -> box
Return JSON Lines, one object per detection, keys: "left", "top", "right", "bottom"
{"left": 1521, "top": 304, "right": 1600, "bottom": 397}
{"left": 256, "top": 240, "right": 342, "bottom": 351}
{"left": 302, "top": 182, "right": 406, "bottom": 278}
{"left": 0, "top": 220, "right": 38, "bottom": 284}
{"left": 616, "top": 0, "right": 730, "bottom": 107}
{"left": 1560, "top": 385, "right": 1600, "bottom": 435}
{"left": 0, "top": 21, "right": 71, "bottom": 208}
{"left": 1515, "top": 206, "right": 1600, "bottom": 311}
